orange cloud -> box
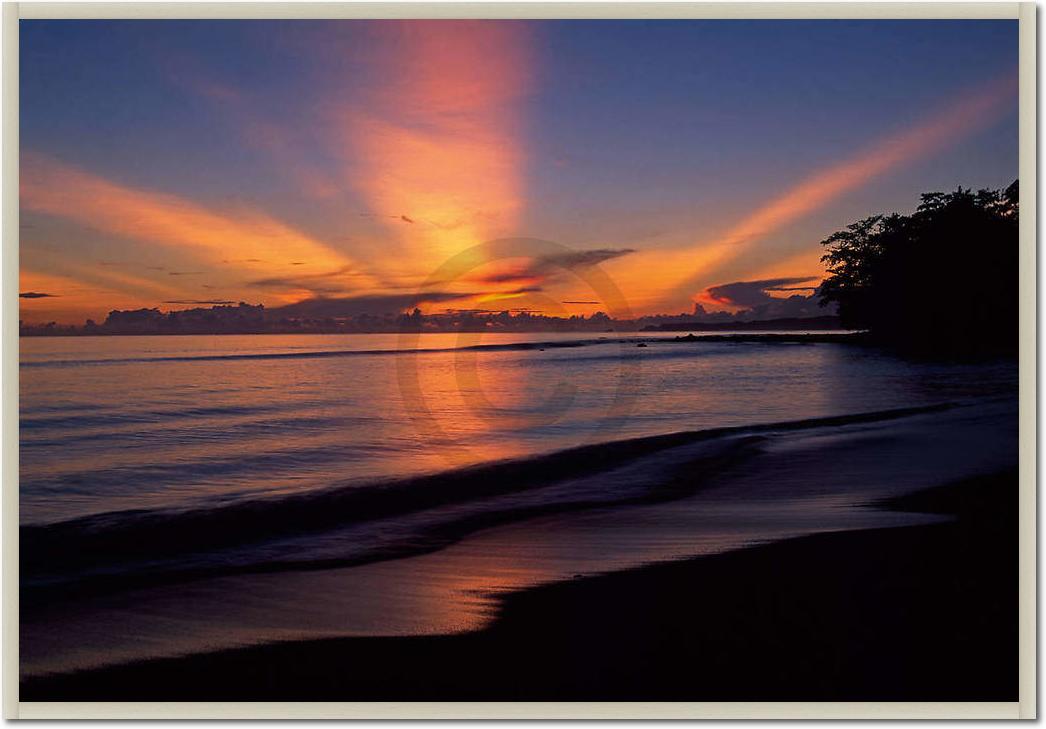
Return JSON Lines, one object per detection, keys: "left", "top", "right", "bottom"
{"left": 339, "top": 21, "right": 533, "bottom": 274}
{"left": 18, "top": 268, "right": 178, "bottom": 324}
{"left": 600, "top": 246, "right": 725, "bottom": 315}
{"left": 21, "top": 153, "right": 378, "bottom": 296}
{"left": 645, "top": 71, "right": 1018, "bottom": 311}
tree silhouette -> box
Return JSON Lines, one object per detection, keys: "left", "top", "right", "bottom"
{"left": 819, "top": 181, "right": 1018, "bottom": 357}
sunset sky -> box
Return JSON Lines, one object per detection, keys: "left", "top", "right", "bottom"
{"left": 20, "top": 20, "right": 1017, "bottom": 325}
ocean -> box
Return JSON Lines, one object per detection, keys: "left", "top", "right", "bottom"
{"left": 20, "top": 332, "right": 1018, "bottom": 676}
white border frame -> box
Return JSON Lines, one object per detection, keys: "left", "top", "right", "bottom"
{"left": 2, "top": 2, "right": 1036, "bottom": 719}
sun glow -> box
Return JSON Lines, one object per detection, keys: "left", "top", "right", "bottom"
{"left": 340, "top": 21, "right": 532, "bottom": 278}
{"left": 18, "top": 23, "right": 1016, "bottom": 325}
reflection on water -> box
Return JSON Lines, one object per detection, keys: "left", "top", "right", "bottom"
{"left": 21, "top": 333, "right": 1016, "bottom": 524}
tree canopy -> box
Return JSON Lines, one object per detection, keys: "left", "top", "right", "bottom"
{"left": 819, "top": 181, "right": 1018, "bottom": 357}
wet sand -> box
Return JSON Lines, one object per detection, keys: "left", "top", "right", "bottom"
{"left": 21, "top": 468, "right": 1016, "bottom": 701}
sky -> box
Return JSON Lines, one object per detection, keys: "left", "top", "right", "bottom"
{"left": 19, "top": 19, "right": 1018, "bottom": 325}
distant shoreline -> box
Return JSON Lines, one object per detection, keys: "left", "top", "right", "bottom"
{"left": 19, "top": 328, "right": 856, "bottom": 340}
{"left": 665, "top": 331, "right": 866, "bottom": 345}
{"left": 19, "top": 315, "right": 846, "bottom": 337}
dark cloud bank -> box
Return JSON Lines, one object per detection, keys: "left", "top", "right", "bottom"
{"left": 20, "top": 276, "right": 838, "bottom": 335}
{"left": 698, "top": 276, "right": 832, "bottom": 322}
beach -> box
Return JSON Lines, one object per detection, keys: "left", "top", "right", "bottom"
{"left": 22, "top": 467, "right": 1016, "bottom": 701}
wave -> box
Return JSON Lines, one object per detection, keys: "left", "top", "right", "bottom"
{"left": 20, "top": 402, "right": 955, "bottom": 602}
{"left": 19, "top": 337, "right": 638, "bottom": 369}
{"left": 19, "top": 331, "right": 855, "bottom": 369}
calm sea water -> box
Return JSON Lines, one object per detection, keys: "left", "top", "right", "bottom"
{"left": 21, "top": 332, "right": 1016, "bottom": 526}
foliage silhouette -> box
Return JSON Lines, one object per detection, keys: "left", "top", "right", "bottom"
{"left": 819, "top": 181, "right": 1018, "bottom": 357}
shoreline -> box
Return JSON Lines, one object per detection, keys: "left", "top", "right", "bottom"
{"left": 666, "top": 331, "right": 865, "bottom": 345}
{"left": 21, "top": 468, "right": 1017, "bottom": 701}
{"left": 19, "top": 329, "right": 855, "bottom": 339}
{"left": 21, "top": 401, "right": 958, "bottom": 600}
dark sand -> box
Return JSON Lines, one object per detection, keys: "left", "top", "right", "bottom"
{"left": 21, "top": 469, "right": 1016, "bottom": 701}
